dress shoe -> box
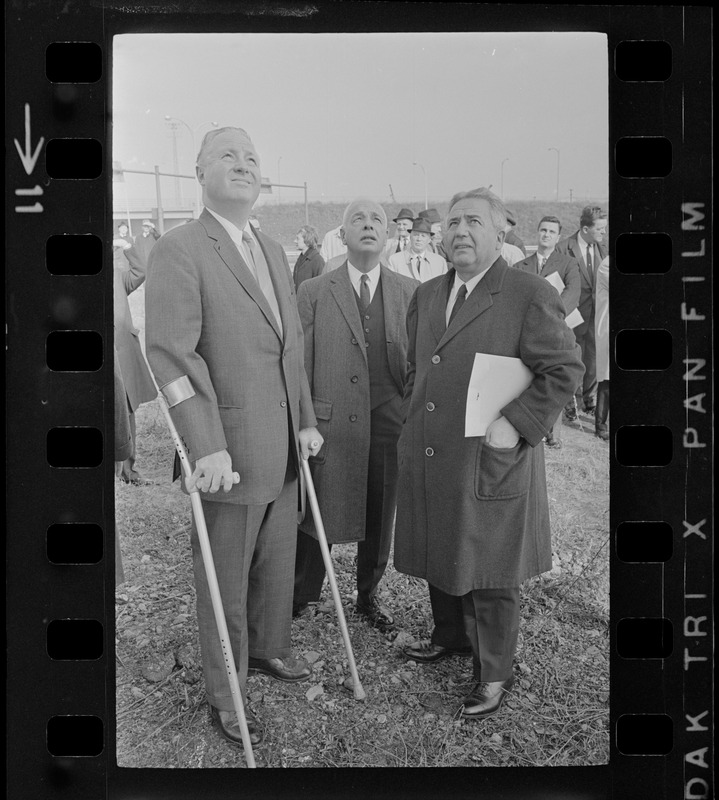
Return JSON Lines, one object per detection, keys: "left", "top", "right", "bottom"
{"left": 595, "top": 430, "right": 609, "bottom": 442}
{"left": 247, "top": 655, "right": 311, "bottom": 682}
{"left": 545, "top": 436, "right": 563, "bottom": 449}
{"left": 402, "top": 640, "right": 472, "bottom": 663}
{"left": 564, "top": 407, "right": 578, "bottom": 422}
{"left": 122, "top": 473, "right": 155, "bottom": 486}
{"left": 210, "top": 703, "right": 263, "bottom": 745}
{"left": 583, "top": 404, "right": 596, "bottom": 415}
{"left": 356, "top": 596, "right": 395, "bottom": 630}
{"left": 461, "top": 675, "right": 515, "bottom": 719}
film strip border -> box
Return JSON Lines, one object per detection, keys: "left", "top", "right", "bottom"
{"left": 5, "top": 4, "right": 712, "bottom": 799}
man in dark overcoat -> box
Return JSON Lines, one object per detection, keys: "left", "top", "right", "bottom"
{"left": 394, "top": 188, "right": 583, "bottom": 720}
{"left": 293, "top": 199, "right": 418, "bottom": 630}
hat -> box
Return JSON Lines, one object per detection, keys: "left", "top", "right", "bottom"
{"left": 141, "top": 219, "right": 155, "bottom": 228}
{"left": 505, "top": 208, "right": 517, "bottom": 226}
{"left": 410, "top": 217, "right": 433, "bottom": 235}
{"left": 393, "top": 208, "right": 415, "bottom": 222}
{"left": 418, "top": 208, "right": 441, "bottom": 224}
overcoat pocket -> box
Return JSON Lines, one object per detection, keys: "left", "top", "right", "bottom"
{"left": 475, "top": 438, "right": 531, "bottom": 500}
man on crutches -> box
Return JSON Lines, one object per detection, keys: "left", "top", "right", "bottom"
{"left": 145, "top": 126, "right": 322, "bottom": 748}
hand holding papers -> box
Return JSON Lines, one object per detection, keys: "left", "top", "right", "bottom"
{"left": 544, "top": 270, "right": 583, "bottom": 329}
{"left": 465, "top": 353, "right": 533, "bottom": 437}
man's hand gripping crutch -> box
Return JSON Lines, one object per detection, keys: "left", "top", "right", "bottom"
{"left": 301, "top": 447, "right": 366, "bottom": 701}
{"left": 155, "top": 380, "right": 257, "bottom": 768}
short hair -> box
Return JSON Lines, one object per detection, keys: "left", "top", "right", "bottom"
{"left": 579, "top": 205, "right": 607, "bottom": 229}
{"left": 341, "top": 199, "right": 388, "bottom": 230}
{"left": 196, "top": 126, "right": 252, "bottom": 165}
{"left": 447, "top": 187, "right": 507, "bottom": 231}
{"left": 538, "top": 215, "right": 562, "bottom": 233}
{"left": 297, "top": 225, "right": 319, "bottom": 249}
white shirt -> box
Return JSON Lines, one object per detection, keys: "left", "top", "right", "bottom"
{"left": 347, "top": 261, "right": 381, "bottom": 304}
{"left": 206, "top": 207, "right": 258, "bottom": 274}
{"left": 320, "top": 226, "right": 347, "bottom": 262}
{"left": 501, "top": 242, "right": 525, "bottom": 267}
{"left": 578, "top": 234, "right": 594, "bottom": 265}
{"left": 445, "top": 265, "right": 491, "bottom": 326}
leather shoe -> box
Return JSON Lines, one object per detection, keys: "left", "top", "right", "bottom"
{"left": 402, "top": 640, "right": 472, "bottom": 663}
{"left": 210, "top": 703, "right": 263, "bottom": 745}
{"left": 595, "top": 430, "right": 609, "bottom": 441}
{"left": 564, "top": 408, "right": 578, "bottom": 422}
{"left": 356, "top": 596, "right": 395, "bottom": 629}
{"left": 461, "top": 675, "right": 515, "bottom": 719}
{"left": 545, "top": 436, "right": 563, "bottom": 449}
{"left": 247, "top": 655, "right": 311, "bottom": 682}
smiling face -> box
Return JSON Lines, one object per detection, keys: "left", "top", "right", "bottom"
{"left": 444, "top": 197, "right": 505, "bottom": 278}
{"left": 395, "top": 217, "right": 413, "bottom": 237}
{"left": 341, "top": 200, "right": 388, "bottom": 268}
{"left": 196, "top": 129, "right": 262, "bottom": 212}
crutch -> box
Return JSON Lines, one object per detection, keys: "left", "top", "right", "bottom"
{"left": 301, "top": 454, "right": 366, "bottom": 701}
{"left": 155, "top": 387, "right": 257, "bottom": 768}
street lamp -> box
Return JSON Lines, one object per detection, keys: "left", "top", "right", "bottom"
{"left": 165, "top": 116, "right": 219, "bottom": 216}
{"left": 548, "top": 147, "right": 560, "bottom": 201}
{"left": 500, "top": 158, "right": 509, "bottom": 199}
{"left": 412, "top": 161, "right": 428, "bottom": 209}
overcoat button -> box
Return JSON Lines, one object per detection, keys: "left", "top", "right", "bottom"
{"left": 350, "top": 414, "right": 358, "bottom": 422}
{"left": 351, "top": 376, "right": 358, "bottom": 383}
{"left": 365, "top": 328, "right": 370, "bottom": 333}
{"left": 280, "top": 400, "right": 287, "bottom": 408}
{"left": 426, "top": 402, "right": 435, "bottom": 411}
{"left": 431, "top": 355, "right": 441, "bottom": 364}
{"left": 351, "top": 338, "right": 358, "bottom": 344}
{"left": 425, "top": 447, "right": 434, "bottom": 457}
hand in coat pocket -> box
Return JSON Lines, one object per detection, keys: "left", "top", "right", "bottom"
{"left": 485, "top": 415, "right": 520, "bottom": 449}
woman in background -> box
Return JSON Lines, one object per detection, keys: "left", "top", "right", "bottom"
{"left": 293, "top": 225, "right": 325, "bottom": 291}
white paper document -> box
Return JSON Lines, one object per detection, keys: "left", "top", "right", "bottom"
{"left": 465, "top": 353, "right": 534, "bottom": 437}
{"left": 544, "top": 270, "right": 584, "bottom": 328}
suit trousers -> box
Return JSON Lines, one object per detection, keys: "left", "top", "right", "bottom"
{"left": 428, "top": 583, "right": 520, "bottom": 682}
{"left": 191, "top": 464, "right": 297, "bottom": 712}
{"left": 570, "top": 319, "right": 597, "bottom": 410}
{"left": 294, "top": 398, "right": 401, "bottom": 605}
{"left": 595, "top": 380, "right": 609, "bottom": 435}
{"left": 120, "top": 401, "right": 140, "bottom": 482}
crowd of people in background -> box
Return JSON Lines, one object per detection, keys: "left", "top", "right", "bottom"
{"left": 112, "top": 124, "right": 609, "bottom": 748}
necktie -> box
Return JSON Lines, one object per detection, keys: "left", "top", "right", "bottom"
{"left": 359, "top": 273, "right": 371, "bottom": 310}
{"left": 585, "top": 243, "right": 593, "bottom": 277}
{"left": 415, "top": 255, "right": 422, "bottom": 277}
{"left": 242, "top": 231, "right": 283, "bottom": 336}
{"left": 399, "top": 237, "right": 407, "bottom": 251}
{"left": 537, "top": 255, "right": 544, "bottom": 272}
{"left": 448, "top": 283, "right": 467, "bottom": 327}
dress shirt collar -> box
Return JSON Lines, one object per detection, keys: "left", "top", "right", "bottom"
{"left": 347, "top": 261, "right": 381, "bottom": 302}
{"left": 446, "top": 263, "right": 492, "bottom": 326}
{"left": 206, "top": 207, "right": 256, "bottom": 249}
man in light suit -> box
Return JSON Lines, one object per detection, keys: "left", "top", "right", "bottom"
{"left": 388, "top": 216, "right": 447, "bottom": 283}
{"left": 395, "top": 188, "right": 582, "bottom": 720}
{"left": 146, "top": 127, "right": 323, "bottom": 747}
{"left": 384, "top": 207, "right": 415, "bottom": 258}
{"left": 555, "top": 206, "right": 608, "bottom": 419}
{"left": 293, "top": 199, "right": 418, "bottom": 630}
{"left": 514, "top": 216, "right": 581, "bottom": 448}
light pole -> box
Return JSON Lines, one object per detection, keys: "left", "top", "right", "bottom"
{"left": 500, "top": 158, "right": 509, "bottom": 199}
{"left": 277, "top": 156, "right": 283, "bottom": 205}
{"left": 548, "top": 147, "right": 560, "bottom": 201}
{"left": 412, "top": 161, "right": 428, "bottom": 209}
{"left": 165, "top": 116, "right": 219, "bottom": 216}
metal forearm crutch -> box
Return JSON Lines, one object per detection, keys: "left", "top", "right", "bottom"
{"left": 301, "top": 456, "right": 366, "bottom": 700}
{"left": 155, "top": 381, "right": 257, "bottom": 767}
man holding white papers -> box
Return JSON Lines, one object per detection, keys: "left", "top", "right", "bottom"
{"left": 514, "top": 216, "right": 581, "bottom": 448}
{"left": 394, "top": 188, "right": 583, "bottom": 721}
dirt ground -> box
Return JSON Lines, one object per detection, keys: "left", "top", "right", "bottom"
{"left": 115, "top": 393, "right": 609, "bottom": 769}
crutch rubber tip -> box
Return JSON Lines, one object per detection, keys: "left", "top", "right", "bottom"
{"left": 343, "top": 676, "right": 366, "bottom": 699}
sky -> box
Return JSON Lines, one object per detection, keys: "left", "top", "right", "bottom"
{"left": 113, "top": 32, "right": 608, "bottom": 207}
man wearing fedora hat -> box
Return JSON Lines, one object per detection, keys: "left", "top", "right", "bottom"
{"left": 418, "top": 208, "right": 449, "bottom": 260}
{"left": 388, "top": 216, "right": 447, "bottom": 283}
{"left": 134, "top": 219, "right": 160, "bottom": 267}
{"left": 384, "top": 208, "right": 415, "bottom": 258}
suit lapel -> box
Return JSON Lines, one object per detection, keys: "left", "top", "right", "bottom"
{"left": 569, "top": 233, "right": 591, "bottom": 287}
{"left": 255, "top": 230, "right": 291, "bottom": 342}
{"left": 428, "top": 270, "right": 454, "bottom": 345}
{"left": 200, "top": 211, "right": 283, "bottom": 341}
{"left": 330, "top": 264, "right": 368, "bottom": 365}
{"left": 378, "top": 266, "right": 405, "bottom": 389}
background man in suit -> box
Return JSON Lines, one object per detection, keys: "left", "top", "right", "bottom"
{"left": 555, "top": 205, "right": 608, "bottom": 420}
{"left": 293, "top": 199, "right": 418, "bottom": 630}
{"left": 146, "top": 127, "right": 323, "bottom": 747}
{"left": 384, "top": 207, "right": 415, "bottom": 257}
{"left": 417, "top": 207, "right": 447, "bottom": 258}
{"left": 133, "top": 219, "right": 160, "bottom": 267}
{"left": 113, "top": 238, "right": 156, "bottom": 485}
{"left": 514, "top": 216, "right": 581, "bottom": 448}
{"left": 395, "top": 188, "right": 583, "bottom": 720}
{"left": 388, "top": 216, "right": 447, "bottom": 282}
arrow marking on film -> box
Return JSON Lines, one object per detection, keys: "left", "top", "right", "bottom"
{"left": 14, "top": 104, "right": 45, "bottom": 176}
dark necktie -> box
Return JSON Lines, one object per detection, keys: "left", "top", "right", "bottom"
{"left": 414, "top": 255, "right": 422, "bottom": 277}
{"left": 448, "top": 283, "right": 467, "bottom": 327}
{"left": 585, "top": 243, "right": 593, "bottom": 277}
{"left": 360, "top": 274, "right": 371, "bottom": 311}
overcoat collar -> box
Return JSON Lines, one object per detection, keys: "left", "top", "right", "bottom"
{"left": 199, "top": 209, "right": 285, "bottom": 342}
{"left": 564, "top": 232, "right": 594, "bottom": 287}
{"left": 429, "top": 258, "right": 509, "bottom": 350}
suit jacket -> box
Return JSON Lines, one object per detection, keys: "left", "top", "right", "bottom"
{"left": 145, "top": 209, "right": 317, "bottom": 505}
{"left": 113, "top": 245, "right": 156, "bottom": 412}
{"left": 297, "top": 263, "right": 419, "bottom": 543}
{"left": 394, "top": 260, "right": 584, "bottom": 593}
{"left": 513, "top": 251, "right": 581, "bottom": 315}
{"left": 555, "top": 232, "right": 608, "bottom": 338}
{"left": 293, "top": 246, "right": 325, "bottom": 291}
{"left": 384, "top": 236, "right": 410, "bottom": 260}
{"left": 388, "top": 249, "right": 447, "bottom": 283}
